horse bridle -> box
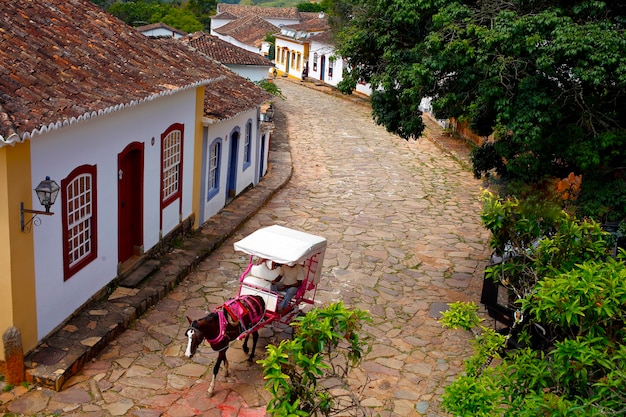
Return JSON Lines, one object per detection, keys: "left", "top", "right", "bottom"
{"left": 186, "top": 321, "right": 203, "bottom": 346}
{"left": 187, "top": 313, "right": 229, "bottom": 346}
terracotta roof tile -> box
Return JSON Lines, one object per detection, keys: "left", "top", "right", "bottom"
{"left": 299, "top": 12, "right": 324, "bottom": 21}
{"left": 309, "top": 31, "right": 335, "bottom": 45}
{"left": 283, "top": 17, "right": 329, "bottom": 33}
{"left": 203, "top": 75, "right": 273, "bottom": 121}
{"left": 187, "top": 32, "right": 273, "bottom": 67}
{"left": 212, "top": 11, "right": 238, "bottom": 21}
{"left": 216, "top": 4, "right": 300, "bottom": 20}
{"left": 213, "top": 15, "right": 279, "bottom": 49}
{"left": 0, "top": 0, "right": 231, "bottom": 145}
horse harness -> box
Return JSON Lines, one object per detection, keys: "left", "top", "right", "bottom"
{"left": 202, "top": 295, "right": 265, "bottom": 345}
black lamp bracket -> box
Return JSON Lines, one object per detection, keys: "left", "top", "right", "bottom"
{"left": 20, "top": 202, "right": 54, "bottom": 233}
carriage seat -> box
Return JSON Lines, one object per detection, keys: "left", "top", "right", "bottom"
{"left": 248, "top": 263, "right": 281, "bottom": 281}
{"left": 240, "top": 264, "right": 279, "bottom": 311}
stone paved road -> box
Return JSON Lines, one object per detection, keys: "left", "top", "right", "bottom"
{"left": 1, "top": 79, "right": 490, "bottom": 417}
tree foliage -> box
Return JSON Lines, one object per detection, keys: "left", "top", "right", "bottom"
{"left": 105, "top": 1, "right": 207, "bottom": 32}
{"left": 258, "top": 302, "right": 371, "bottom": 417}
{"left": 440, "top": 192, "right": 626, "bottom": 416}
{"left": 332, "top": 0, "right": 626, "bottom": 221}
{"left": 186, "top": 0, "right": 218, "bottom": 28}
{"left": 297, "top": 1, "right": 331, "bottom": 13}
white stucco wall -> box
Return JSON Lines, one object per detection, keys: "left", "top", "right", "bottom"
{"left": 200, "top": 108, "right": 264, "bottom": 223}
{"left": 210, "top": 17, "right": 232, "bottom": 32}
{"left": 29, "top": 88, "right": 198, "bottom": 339}
{"left": 275, "top": 38, "right": 306, "bottom": 79}
{"left": 266, "top": 18, "right": 299, "bottom": 27}
{"left": 139, "top": 27, "right": 185, "bottom": 39}
{"left": 308, "top": 40, "right": 372, "bottom": 97}
{"left": 228, "top": 65, "right": 272, "bottom": 82}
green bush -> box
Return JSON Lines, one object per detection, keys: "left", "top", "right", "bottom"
{"left": 258, "top": 302, "right": 371, "bottom": 417}
{"left": 440, "top": 193, "right": 626, "bottom": 416}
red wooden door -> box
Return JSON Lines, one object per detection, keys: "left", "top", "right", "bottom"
{"left": 118, "top": 143, "right": 144, "bottom": 263}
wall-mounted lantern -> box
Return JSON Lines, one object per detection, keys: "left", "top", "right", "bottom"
{"left": 264, "top": 103, "right": 275, "bottom": 122}
{"left": 21, "top": 176, "right": 60, "bottom": 233}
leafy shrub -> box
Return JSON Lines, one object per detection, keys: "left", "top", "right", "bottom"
{"left": 441, "top": 194, "right": 626, "bottom": 416}
{"left": 258, "top": 302, "right": 371, "bottom": 417}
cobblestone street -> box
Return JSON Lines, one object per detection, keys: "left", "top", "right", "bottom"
{"left": 1, "top": 79, "right": 490, "bottom": 417}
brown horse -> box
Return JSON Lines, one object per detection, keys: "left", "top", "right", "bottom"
{"left": 184, "top": 295, "right": 265, "bottom": 396}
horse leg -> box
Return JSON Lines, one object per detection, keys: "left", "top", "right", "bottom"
{"left": 247, "top": 331, "right": 259, "bottom": 363}
{"left": 242, "top": 333, "right": 250, "bottom": 355}
{"left": 208, "top": 349, "right": 228, "bottom": 397}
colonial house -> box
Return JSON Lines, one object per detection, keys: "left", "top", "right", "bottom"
{"left": 307, "top": 31, "right": 372, "bottom": 97}
{"left": 186, "top": 32, "right": 274, "bottom": 82}
{"left": 135, "top": 22, "right": 188, "bottom": 39}
{"left": 199, "top": 71, "right": 273, "bottom": 223}
{"left": 208, "top": 3, "right": 372, "bottom": 96}
{"left": 274, "top": 13, "right": 330, "bottom": 81}
{"left": 211, "top": 14, "right": 279, "bottom": 55}
{"left": 0, "top": 0, "right": 272, "bottom": 364}
{"left": 212, "top": 4, "right": 301, "bottom": 30}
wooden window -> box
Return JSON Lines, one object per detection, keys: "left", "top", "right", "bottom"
{"left": 208, "top": 139, "right": 221, "bottom": 200}
{"left": 161, "top": 123, "right": 184, "bottom": 207}
{"left": 62, "top": 164, "right": 98, "bottom": 280}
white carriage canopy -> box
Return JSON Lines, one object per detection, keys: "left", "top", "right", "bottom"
{"left": 234, "top": 225, "right": 327, "bottom": 265}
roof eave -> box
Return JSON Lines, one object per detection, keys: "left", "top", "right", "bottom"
{"left": 0, "top": 78, "right": 221, "bottom": 149}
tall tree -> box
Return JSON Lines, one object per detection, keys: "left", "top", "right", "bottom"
{"left": 186, "top": 0, "right": 218, "bottom": 29}
{"left": 333, "top": 0, "right": 626, "bottom": 221}
{"left": 106, "top": 1, "right": 204, "bottom": 33}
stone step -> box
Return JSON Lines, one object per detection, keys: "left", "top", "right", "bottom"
{"left": 118, "top": 259, "right": 160, "bottom": 288}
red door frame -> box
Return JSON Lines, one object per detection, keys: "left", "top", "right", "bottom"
{"left": 118, "top": 142, "right": 144, "bottom": 263}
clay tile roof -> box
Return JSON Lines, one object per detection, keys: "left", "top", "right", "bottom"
{"left": 299, "top": 12, "right": 323, "bottom": 21}
{"left": 188, "top": 33, "right": 273, "bottom": 67}
{"left": 213, "top": 15, "right": 279, "bottom": 49}
{"left": 309, "top": 31, "right": 335, "bottom": 45}
{"left": 212, "top": 11, "right": 238, "bottom": 21}
{"left": 216, "top": 4, "right": 300, "bottom": 20}
{"left": 0, "top": 0, "right": 230, "bottom": 146}
{"left": 204, "top": 74, "right": 273, "bottom": 121}
{"left": 283, "top": 17, "right": 329, "bottom": 33}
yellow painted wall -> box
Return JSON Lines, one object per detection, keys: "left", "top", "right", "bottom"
{"left": 0, "top": 142, "right": 38, "bottom": 361}
{"left": 191, "top": 86, "right": 206, "bottom": 229}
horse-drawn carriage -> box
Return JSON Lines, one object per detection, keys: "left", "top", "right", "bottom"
{"left": 236, "top": 224, "right": 326, "bottom": 322}
{"left": 185, "top": 225, "right": 327, "bottom": 395}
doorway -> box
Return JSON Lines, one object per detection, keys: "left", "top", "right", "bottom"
{"left": 118, "top": 142, "right": 144, "bottom": 264}
{"left": 227, "top": 131, "right": 239, "bottom": 199}
{"left": 259, "top": 133, "right": 266, "bottom": 179}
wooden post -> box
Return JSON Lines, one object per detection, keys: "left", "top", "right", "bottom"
{"left": 2, "top": 327, "right": 25, "bottom": 385}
